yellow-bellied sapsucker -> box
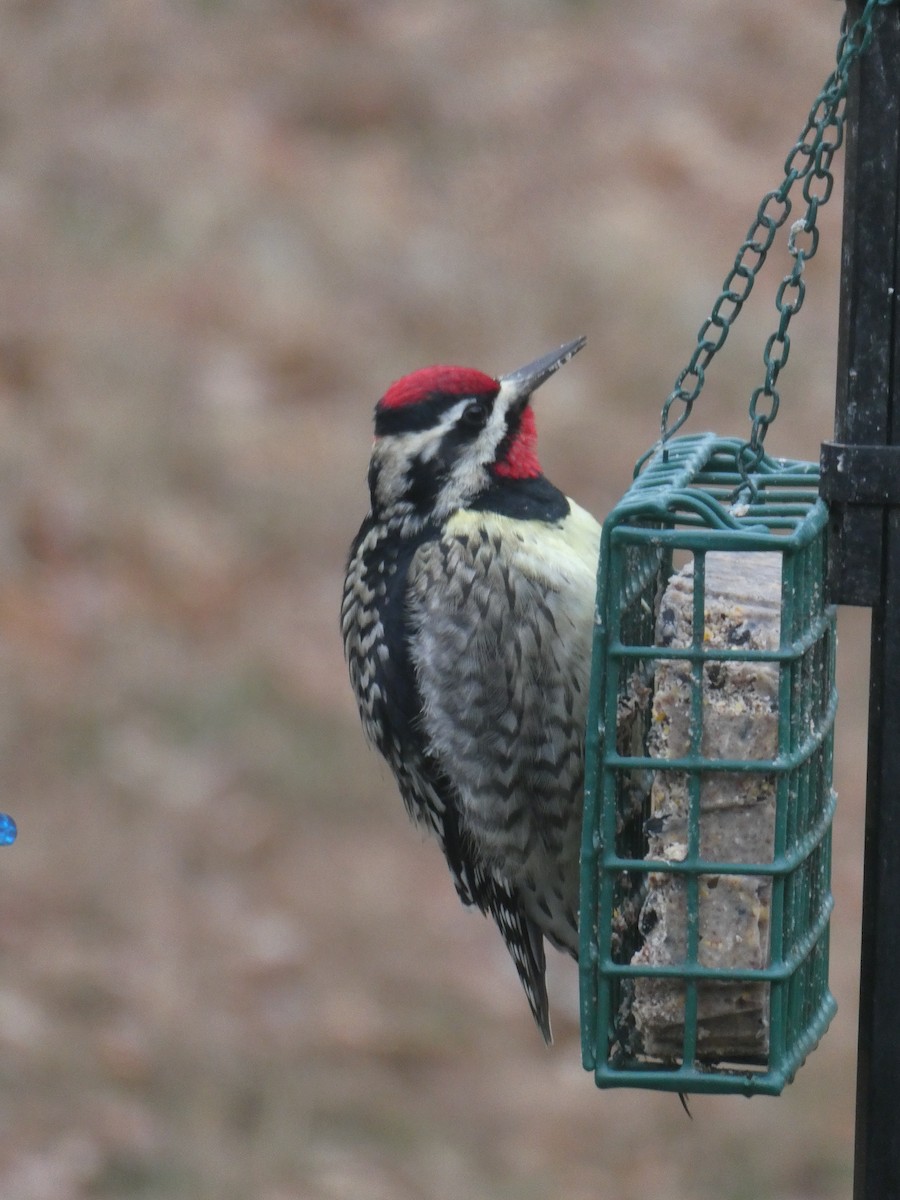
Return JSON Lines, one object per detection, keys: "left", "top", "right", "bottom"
{"left": 341, "top": 338, "right": 600, "bottom": 1042}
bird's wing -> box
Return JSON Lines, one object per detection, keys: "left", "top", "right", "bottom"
{"left": 406, "top": 510, "right": 596, "bottom": 896}
{"left": 403, "top": 742, "right": 553, "bottom": 1042}
{"left": 405, "top": 513, "right": 598, "bottom": 1039}
{"left": 394, "top": 685, "right": 554, "bottom": 1041}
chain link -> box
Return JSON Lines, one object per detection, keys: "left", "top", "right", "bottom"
{"left": 659, "top": 0, "right": 896, "bottom": 485}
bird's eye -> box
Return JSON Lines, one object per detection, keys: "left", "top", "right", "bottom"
{"left": 460, "top": 398, "right": 490, "bottom": 429}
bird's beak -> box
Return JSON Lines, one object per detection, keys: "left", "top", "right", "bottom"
{"left": 498, "top": 336, "right": 586, "bottom": 405}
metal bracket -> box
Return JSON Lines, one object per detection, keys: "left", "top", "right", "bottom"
{"left": 820, "top": 442, "right": 900, "bottom": 505}
{"left": 820, "top": 445, "right": 900, "bottom": 605}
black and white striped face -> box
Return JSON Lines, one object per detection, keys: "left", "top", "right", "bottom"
{"left": 366, "top": 338, "right": 586, "bottom": 523}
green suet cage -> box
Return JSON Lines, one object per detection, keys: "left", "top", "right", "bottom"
{"left": 579, "top": 433, "right": 837, "bottom": 1096}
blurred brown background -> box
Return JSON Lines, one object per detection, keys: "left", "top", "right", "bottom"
{"left": 0, "top": 2, "right": 873, "bottom": 1197}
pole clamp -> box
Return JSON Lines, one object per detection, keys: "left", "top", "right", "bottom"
{"left": 820, "top": 442, "right": 900, "bottom": 505}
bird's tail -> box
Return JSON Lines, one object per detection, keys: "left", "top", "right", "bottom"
{"left": 489, "top": 883, "right": 551, "bottom": 1044}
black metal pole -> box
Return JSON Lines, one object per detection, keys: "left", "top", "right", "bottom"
{"left": 822, "top": 3, "right": 900, "bottom": 1198}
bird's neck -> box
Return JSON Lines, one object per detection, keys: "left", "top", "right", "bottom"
{"left": 492, "top": 407, "right": 542, "bottom": 481}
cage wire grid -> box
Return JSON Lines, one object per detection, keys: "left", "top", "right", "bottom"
{"left": 579, "top": 434, "right": 838, "bottom": 1096}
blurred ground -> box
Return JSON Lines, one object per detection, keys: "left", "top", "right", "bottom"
{"left": 0, "top": 1, "right": 874, "bottom": 1197}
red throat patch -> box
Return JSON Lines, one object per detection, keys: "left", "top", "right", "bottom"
{"left": 493, "top": 406, "right": 541, "bottom": 480}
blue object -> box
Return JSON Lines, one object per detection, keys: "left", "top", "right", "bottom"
{"left": 0, "top": 814, "right": 17, "bottom": 845}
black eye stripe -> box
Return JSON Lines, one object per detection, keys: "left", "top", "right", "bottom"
{"left": 375, "top": 395, "right": 454, "bottom": 436}
{"left": 374, "top": 390, "right": 495, "bottom": 437}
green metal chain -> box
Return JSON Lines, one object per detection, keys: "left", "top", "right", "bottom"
{"left": 659, "top": 0, "right": 897, "bottom": 484}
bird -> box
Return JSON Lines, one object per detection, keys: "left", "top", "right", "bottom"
{"left": 341, "top": 337, "right": 601, "bottom": 1043}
